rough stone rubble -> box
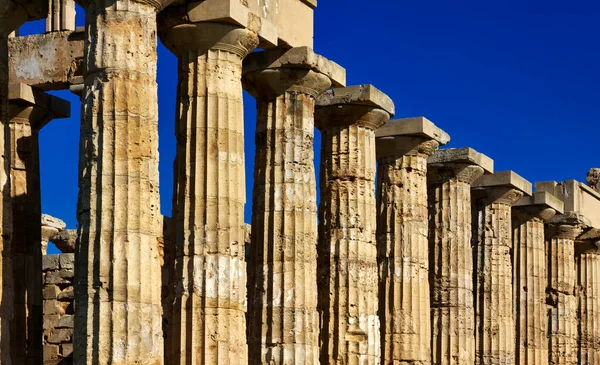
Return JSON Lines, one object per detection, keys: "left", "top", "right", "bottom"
{"left": 1, "top": 0, "right": 600, "bottom": 364}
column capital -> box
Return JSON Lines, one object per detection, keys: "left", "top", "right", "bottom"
{"left": 159, "top": 21, "right": 259, "bottom": 58}
{"left": 8, "top": 84, "right": 70, "bottom": 130}
{"left": 575, "top": 228, "right": 600, "bottom": 255}
{"left": 512, "top": 191, "right": 564, "bottom": 222}
{"left": 545, "top": 212, "right": 590, "bottom": 240}
{"left": 375, "top": 117, "right": 449, "bottom": 159}
{"left": 472, "top": 170, "right": 532, "bottom": 206}
{"left": 242, "top": 47, "right": 345, "bottom": 99}
{"left": 315, "top": 84, "right": 394, "bottom": 131}
{"left": 427, "top": 147, "right": 493, "bottom": 185}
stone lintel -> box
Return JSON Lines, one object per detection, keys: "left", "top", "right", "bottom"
{"left": 243, "top": 46, "right": 346, "bottom": 87}
{"left": 316, "top": 85, "right": 395, "bottom": 116}
{"left": 184, "top": 0, "right": 277, "bottom": 47}
{"left": 514, "top": 191, "right": 564, "bottom": 214}
{"left": 8, "top": 83, "right": 70, "bottom": 121}
{"left": 14, "top": 0, "right": 48, "bottom": 22}
{"left": 8, "top": 29, "right": 84, "bottom": 90}
{"left": 428, "top": 147, "right": 493, "bottom": 174}
{"left": 376, "top": 117, "right": 450, "bottom": 146}
{"left": 472, "top": 170, "right": 532, "bottom": 196}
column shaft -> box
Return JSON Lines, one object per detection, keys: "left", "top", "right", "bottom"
{"left": 7, "top": 113, "right": 43, "bottom": 364}
{"left": 0, "top": 34, "right": 13, "bottom": 365}
{"left": 319, "top": 122, "right": 381, "bottom": 364}
{"left": 428, "top": 164, "right": 484, "bottom": 365}
{"left": 74, "top": 2, "right": 163, "bottom": 363}
{"left": 547, "top": 236, "right": 577, "bottom": 365}
{"left": 246, "top": 68, "right": 331, "bottom": 364}
{"left": 513, "top": 216, "right": 548, "bottom": 365}
{"left": 377, "top": 139, "right": 437, "bottom": 364}
{"left": 472, "top": 189, "right": 522, "bottom": 364}
{"left": 577, "top": 252, "right": 600, "bottom": 364}
{"left": 167, "top": 25, "right": 257, "bottom": 364}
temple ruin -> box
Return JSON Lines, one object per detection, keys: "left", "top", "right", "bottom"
{"left": 1, "top": 0, "right": 599, "bottom": 364}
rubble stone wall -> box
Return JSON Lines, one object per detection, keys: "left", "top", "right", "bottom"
{"left": 42, "top": 253, "right": 74, "bottom": 364}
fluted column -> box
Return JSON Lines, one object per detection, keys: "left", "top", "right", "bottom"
{"left": 512, "top": 192, "right": 563, "bottom": 365}
{"left": 7, "top": 84, "right": 69, "bottom": 364}
{"left": 46, "top": 0, "right": 75, "bottom": 31}
{"left": 471, "top": 171, "right": 531, "bottom": 365}
{"left": 315, "top": 85, "right": 394, "bottom": 365}
{"left": 576, "top": 235, "right": 600, "bottom": 365}
{"left": 545, "top": 213, "right": 587, "bottom": 365}
{"left": 243, "top": 47, "right": 345, "bottom": 364}
{"left": 74, "top": 0, "right": 171, "bottom": 362}
{"left": 159, "top": 17, "right": 259, "bottom": 364}
{"left": 375, "top": 117, "right": 449, "bottom": 365}
{"left": 427, "top": 148, "right": 493, "bottom": 365}
{"left": 0, "top": 4, "right": 28, "bottom": 363}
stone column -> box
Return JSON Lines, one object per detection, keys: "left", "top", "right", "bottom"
{"left": 0, "top": 4, "right": 30, "bottom": 362}
{"left": 427, "top": 148, "right": 493, "bottom": 365}
{"left": 471, "top": 171, "right": 531, "bottom": 365}
{"left": 46, "top": 0, "right": 75, "bottom": 32}
{"left": 545, "top": 213, "right": 587, "bottom": 365}
{"left": 159, "top": 15, "right": 259, "bottom": 364}
{"left": 375, "top": 117, "right": 449, "bottom": 364}
{"left": 512, "top": 192, "right": 563, "bottom": 365}
{"left": 243, "top": 47, "right": 345, "bottom": 364}
{"left": 314, "top": 85, "right": 394, "bottom": 364}
{"left": 575, "top": 232, "right": 600, "bottom": 365}
{"left": 74, "top": 0, "right": 171, "bottom": 362}
{"left": 7, "top": 84, "right": 69, "bottom": 364}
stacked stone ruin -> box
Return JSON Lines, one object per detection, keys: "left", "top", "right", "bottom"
{"left": 1, "top": 0, "right": 599, "bottom": 364}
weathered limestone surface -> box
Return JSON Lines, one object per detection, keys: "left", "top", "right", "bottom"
{"left": 74, "top": 0, "right": 171, "bottom": 363}
{"left": 315, "top": 85, "right": 393, "bottom": 364}
{"left": 243, "top": 47, "right": 345, "bottom": 364}
{"left": 587, "top": 168, "right": 600, "bottom": 193}
{"left": 8, "top": 29, "right": 84, "bottom": 90}
{"left": 8, "top": 84, "right": 69, "bottom": 364}
{"left": 427, "top": 148, "right": 493, "bottom": 365}
{"left": 544, "top": 213, "right": 587, "bottom": 365}
{"left": 512, "top": 192, "right": 563, "bottom": 365}
{"left": 49, "top": 229, "right": 76, "bottom": 253}
{"left": 43, "top": 253, "right": 75, "bottom": 364}
{"left": 46, "top": 0, "right": 75, "bottom": 32}
{"left": 375, "top": 117, "right": 449, "bottom": 365}
{"left": 1, "top": 1, "right": 45, "bottom": 361}
{"left": 160, "top": 13, "right": 259, "bottom": 363}
{"left": 576, "top": 238, "right": 600, "bottom": 365}
{"left": 471, "top": 171, "right": 531, "bottom": 365}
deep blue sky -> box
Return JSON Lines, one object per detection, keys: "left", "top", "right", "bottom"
{"left": 19, "top": 1, "right": 600, "bottom": 252}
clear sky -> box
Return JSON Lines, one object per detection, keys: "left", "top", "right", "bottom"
{"left": 18, "top": 1, "right": 600, "bottom": 253}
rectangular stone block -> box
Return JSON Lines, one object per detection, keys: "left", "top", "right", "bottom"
{"left": 59, "top": 253, "right": 74, "bottom": 270}
{"left": 57, "top": 314, "right": 74, "bottom": 328}
{"left": 8, "top": 29, "right": 84, "bottom": 90}
{"left": 376, "top": 116, "right": 451, "bottom": 145}
{"left": 43, "top": 284, "right": 60, "bottom": 300}
{"left": 57, "top": 285, "right": 74, "bottom": 300}
{"left": 43, "top": 344, "right": 60, "bottom": 361}
{"left": 44, "top": 300, "right": 60, "bottom": 315}
{"left": 472, "top": 170, "right": 532, "bottom": 195}
{"left": 428, "top": 147, "right": 494, "bottom": 173}
{"left": 514, "top": 191, "right": 564, "bottom": 213}
{"left": 536, "top": 180, "right": 600, "bottom": 229}
{"left": 43, "top": 254, "right": 60, "bottom": 271}
{"left": 246, "top": 0, "right": 315, "bottom": 47}
{"left": 61, "top": 343, "right": 73, "bottom": 357}
{"left": 43, "top": 314, "right": 60, "bottom": 330}
{"left": 45, "top": 269, "right": 74, "bottom": 284}
{"left": 316, "top": 84, "right": 395, "bottom": 115}
{"left": 47, "top": 328, "right": 73, "bottom": 344}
